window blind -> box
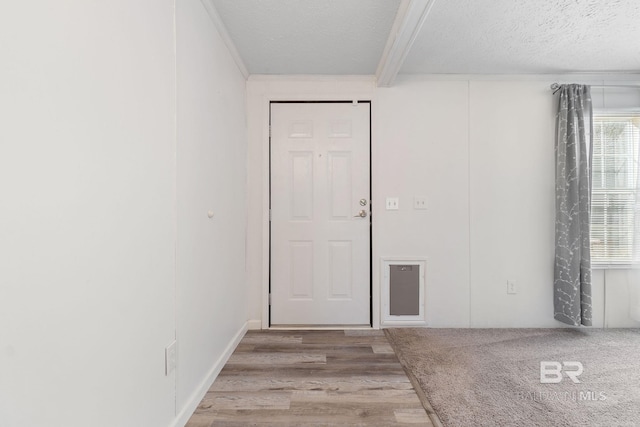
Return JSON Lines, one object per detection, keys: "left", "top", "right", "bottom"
{"left": 591, "top": 115, "right": 640, "bottom": 265}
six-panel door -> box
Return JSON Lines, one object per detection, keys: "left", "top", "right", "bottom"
{"left": 270, "top": 102, "right": 371, "bottom": 325}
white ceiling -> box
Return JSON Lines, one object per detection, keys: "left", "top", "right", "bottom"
{"left": 403, "top": 0, "right": 640, "bottom": 74}
{"left": 210, "top": 0, "right": 640, "bottom": 83}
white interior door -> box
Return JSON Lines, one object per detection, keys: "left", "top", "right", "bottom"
{"left": 270, "top": 102, "right": 371, "bottom": 325}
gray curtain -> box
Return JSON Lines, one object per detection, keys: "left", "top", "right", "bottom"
{"left": 554, "top": 84, "right": 593, "bottom": 326}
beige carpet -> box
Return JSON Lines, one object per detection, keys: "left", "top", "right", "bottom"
{"left": 385, "top": 328, "right": 640, "bottom": 427}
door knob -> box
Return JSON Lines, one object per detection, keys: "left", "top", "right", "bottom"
{"left": 354, "top": 210, "right": 367, "bottom": 218}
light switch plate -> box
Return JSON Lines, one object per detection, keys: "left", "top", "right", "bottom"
{"left": 414, "top": 197, "right": 427, "bottom": 210}
{"left": 386, "top": 197, "right": 399, "bottom": 210}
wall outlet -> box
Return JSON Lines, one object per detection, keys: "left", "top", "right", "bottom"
{"left": 386, "top": 197, "right": 399, "bottom": 210}
{"left": 165, "top": 340, "right": 176, "bottom": 375}
{"left": 414, "top": 196, "right": 427, "bottom": 210}
{"left": 507, "top": 281, "right": 517, "bottom": 295}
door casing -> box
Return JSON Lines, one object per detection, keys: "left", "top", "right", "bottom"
{"left": 268, "top": 100, "right": 373, "bottom": 327}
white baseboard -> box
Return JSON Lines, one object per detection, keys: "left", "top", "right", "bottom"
{"left": 171, "top": 321, "right": 248, "bottom": 427}
{"left": 380, "top": 321, "right": 428, "bottom": 328}
{"left": 247, "top": 319, "right": 262, "bottom": 330}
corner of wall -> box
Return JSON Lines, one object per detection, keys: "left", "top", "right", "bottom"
{"left": 247, "top": 319, "right": 262, "bottom": 330}
{"left": 171, "top": 321, "right": 248, "bottom": 427}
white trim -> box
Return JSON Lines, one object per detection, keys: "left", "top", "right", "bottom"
{"left": 246, "top": 79, "right": 378, "bottom": 330}
{"left": 369, "top": 98, "right": 381, "bottom": 330}
{"left": 376, "top": 0, "right": 410, "bottom": 85}
{"left": 261, "top": 94, "right": 271, "bottom": 330}
{"left": 170, "top": 321, "right": 248, "bottom": 427}
{"left": 394, "top": 73, "right": 640, "bottom": 83}
{"left": 247, "top": 319, "right": 262, "bottom": 330}
{"left": 262, "top": 94, "right": 376, "bottom": 329}
{"left": 171, "top": 0, "right": 179, "bottom": 417}
{"left": 380, "top": 320, "right": 428, "bottom": 327}
{"left": 249, "top": 74, "right": 377, "bottom": 83}
{"left": 592, "top": 264, "right": 640, "bottom": 270}
{"left": 376, "top": 0, "right": 437, "bottom": 87}
{"left": 269, "top": 326, "right": 376, "bottom": 330}
{"left": 199, "top": 0, "right": 249, "bottom": 79}
{"left": 247, "top": 74, "right": 640, "bottom": 84}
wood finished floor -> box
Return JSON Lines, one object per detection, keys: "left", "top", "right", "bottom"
{"left": 186, "top": 330, "right": 433, "bottom": 427}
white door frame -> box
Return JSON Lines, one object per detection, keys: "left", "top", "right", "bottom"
{"left": 256, "top": 86, "right": 379, "bottom": 329}
{"left": 268, "top": 101, "right": 372, "bottom": 327}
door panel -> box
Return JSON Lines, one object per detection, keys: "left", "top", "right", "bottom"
{"left": 328, "top": 152, "right": 352, "bottom": 219}
{"left": 270, "top": 102, "right": 371, "bottom": 325}
{"left": 290, "top": 152, "right": 314, "bottom": 219}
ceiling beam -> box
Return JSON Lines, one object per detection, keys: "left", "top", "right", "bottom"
{"left": 376, "top": 0, "right": 437, "bottom": 87}
{"left": 200, "top": 0, "right": 250, "bottom": 80}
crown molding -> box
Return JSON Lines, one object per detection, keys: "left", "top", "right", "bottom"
{"left": 200, "top": 0, "right": 249, "bottom": 80}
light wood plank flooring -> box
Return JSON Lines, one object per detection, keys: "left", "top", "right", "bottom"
{"left": 186, "top": 330, "right": 433, "bottom": 426}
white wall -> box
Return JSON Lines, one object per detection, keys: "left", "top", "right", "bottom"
{"left": 246, "top": 75, "right": 640, "bottom": 329}
{"left": 376, "top": 80, "right": 470, "bottom": 327}
{"left": 0, "top": 1, "right": 177, "bottom": 426}
{"left": 175, "top": 0, "right": 248, "bottom": 423}
{"left": 0, "top": 1, "right": 250, "bottom": 426}
{"left": 468, "top": 80, "right": 559, "bottom": 327}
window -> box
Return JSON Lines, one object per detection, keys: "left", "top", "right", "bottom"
{"left": 591, "top": 115, "right": 640, "bottom": 265}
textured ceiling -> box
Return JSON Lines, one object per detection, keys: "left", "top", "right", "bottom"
{"left": 403, "top": 0, "right": 640, "bottom": 74}
{"left": 211, "top": 0, "right": 401, "bottom": 75}
{"left": 211, "top": 0, "right": 640, "bottom": 77}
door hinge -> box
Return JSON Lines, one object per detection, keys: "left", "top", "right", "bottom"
{"left": 269, "top": 125, "right": 271, "bottom": 138}
{"left": 268, "top": 294, "right": 272, "bottom": 305}
{"left": 269, "top": 209, "right": 272, "bottom": 221}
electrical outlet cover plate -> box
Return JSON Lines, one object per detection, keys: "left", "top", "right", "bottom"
{"left": 386, "top": 197, "right": 399, "bottom": 210}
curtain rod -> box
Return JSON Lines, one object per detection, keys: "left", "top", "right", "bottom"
{"left": 550, "top": 82, "right": 640, "bottom": 91}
